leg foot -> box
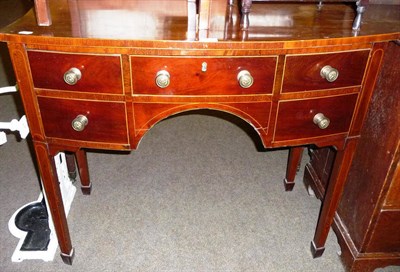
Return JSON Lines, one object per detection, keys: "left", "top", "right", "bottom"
{"left": 283, "top": 178, "right": 295, "bottom": 191}
{"left": 311, "top": 241, "right": 325, "bottom": 258}
{"left": 307, "top": 185, "right": 316, "bottom": 197}
{"left": 60, "top": 248, "right": 75, "bottom": 265}
{"left": 284, "top": 147, "right": 304, "bottom": 191}
{"left": 65, "top": 153, "right": 77, "bottom": 182}
{"left": 68, "top": 171, "right": 77, "bottom": 182}
{"left": 81, "top": 182, "right": 92, "bottom": 195}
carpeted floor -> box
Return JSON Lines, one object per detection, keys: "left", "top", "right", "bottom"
{"left": 0, "top": 91, "right": 347, "bottom": 272}
{"left": 0, "top": 1, "right": 398, "bottom": 272}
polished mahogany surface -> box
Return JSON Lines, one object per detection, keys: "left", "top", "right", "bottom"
{"left": 0, "top": 1, "right": 399, "bottom": 42}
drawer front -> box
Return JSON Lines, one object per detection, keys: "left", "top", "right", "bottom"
{"left": 28, "top": 51, "right": 123, "bottom": 94}
{"left": 274, "top": 93, "right": 358, "bottom": 142}
{"left": 37, "top": 97, "right": 128, "bottom": 144}
{"left": 131, "top": 56, "right": 277, "bottom": 95}
{"left": 282, "top": 50, "right": 370, "bottom": 93}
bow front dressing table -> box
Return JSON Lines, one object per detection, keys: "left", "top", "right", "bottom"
{"left": 0, "top": 0, "right": 399, "bottom": 266}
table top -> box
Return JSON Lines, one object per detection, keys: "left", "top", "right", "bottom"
{"left": 0, "top": 0, "right": 399, "bottom": 46}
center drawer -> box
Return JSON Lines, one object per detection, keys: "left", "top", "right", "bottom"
{"left": 37, "top": 97, "right": 129, "bottom": 144}
{"left": 130, "top": 56, "right": 277, "bottom": 95}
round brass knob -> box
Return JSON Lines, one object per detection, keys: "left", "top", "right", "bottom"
{"left": 155, "top": 70, "right": 170, "bottom": 88}
{"left": 320, "top": 65, "right": 339, "bottom": 82}
{"left": 237, "top": 70, "right": 254, "bottom": 88}
{"left": 71, "top": 115, "right": 88, "bottom": 132}
{"left": 63, "top": 68, "right": 82, "bottom": 85}
{"left": 313, "top": 113, "right": 330, "bottom": 129}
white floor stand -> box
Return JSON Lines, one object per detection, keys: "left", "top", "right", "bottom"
{"left": 8, "top": 152, "right": 76, "bottom": 262}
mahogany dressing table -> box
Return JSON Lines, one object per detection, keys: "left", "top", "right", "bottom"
{"left": 0, "top": 0, "right": 399, "bottom": 266}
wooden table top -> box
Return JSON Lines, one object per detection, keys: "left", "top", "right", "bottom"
{"left": 0, "top": 1, "right": 399, "bottom": 46}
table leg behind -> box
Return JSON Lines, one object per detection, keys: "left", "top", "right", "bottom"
{"left": 75, "top": 149, "right": 92, "bottom": 195}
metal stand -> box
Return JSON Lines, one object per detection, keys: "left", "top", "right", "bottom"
{"left": 8, "top": 152, "right": 76, "bottom": 262}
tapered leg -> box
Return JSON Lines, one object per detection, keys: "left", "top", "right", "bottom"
{"left": 311, "top": 139, "right": 358, "bottom": 258}
{"left": 33, "top": 142, "right": 74, "bottom": 264}
{"left": 75, "top": 149, "right": 92, "bottom": 195}
{"left": 284, "top": 147, "right": 304, "bottom": 191}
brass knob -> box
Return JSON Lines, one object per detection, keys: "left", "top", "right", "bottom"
{"left": 313, "top": 113, "right": 330, "bottom": 129}
{"left": 63, "top": 68, "right": 82, "bottom": 85}
{"left": 237, "top": 70, "right": 254, "bottom": 88}
{"left": 320, "top": 65, "right": 339, "bottom": 82}
{"left": 71, "top": 115, "right": 88, "bottom": 132}
{"left": 155, "top": 70, "right": 170, "bottom": 88}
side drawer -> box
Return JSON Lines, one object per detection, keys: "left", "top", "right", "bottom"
{"left": 130, "top": 56, "right": 277, "bottom": 95}
{"left": 28, "top": 51, "right": 123, "bottom": 94}
{"left": 282, "top": 50, "right": 370, "bottom": 93}
{"left": 37, "top": 97, "right": 128, "bottom": 144}
{"left": 274, "top": 93, "right": 358, "bottom": 142}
